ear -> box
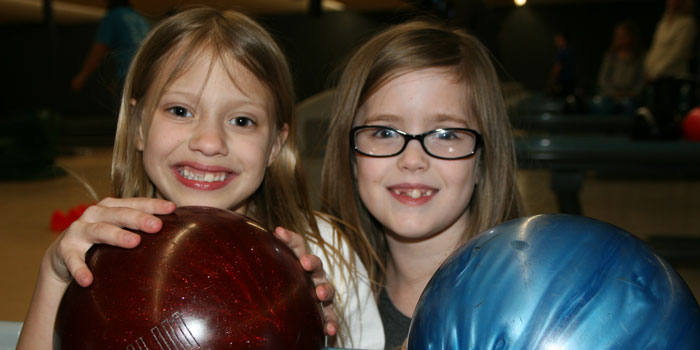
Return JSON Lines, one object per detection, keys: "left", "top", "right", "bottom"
{"left": 267, "top": 123, "right": 289, "bottom": 166}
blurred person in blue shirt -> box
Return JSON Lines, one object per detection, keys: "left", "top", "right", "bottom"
{"left": 71, "top": 0, "right": 149, "bottom": 92}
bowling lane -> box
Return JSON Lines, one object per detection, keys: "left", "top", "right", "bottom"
{"left": 0, "top": 148, "right": 113, "bottom": 322}
{"left": 511, "top": 91, "right": 700, "bottom": 306}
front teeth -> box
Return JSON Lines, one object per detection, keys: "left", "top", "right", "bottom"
{"left": 394, "top": 189, "right": 434, "bottom": 198}
{"left": 179, "top": 168, "right": 227, "bottom": 182}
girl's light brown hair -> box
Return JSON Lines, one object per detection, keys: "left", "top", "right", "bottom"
{"left": 320, "top": 19, "right": 523, "bottom": 291}
{"left": 112, "top": 7, "right": 312, "bottom": 235}
{"left": 110, "top": 7, "right": 356, "bottom": 344}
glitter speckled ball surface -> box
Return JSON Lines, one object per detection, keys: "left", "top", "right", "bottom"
{"left": 55, "top": 206, "right": 324, "bottom": 349}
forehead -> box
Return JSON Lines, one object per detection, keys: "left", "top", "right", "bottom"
{"left": 381, "top": 68, "right": 464, "bottom": 93}
{"left": 168, "top": 47, "right": 265, "bottom": 90}
{"left": 356, "top": 68, "right": 473, "bottom": 126}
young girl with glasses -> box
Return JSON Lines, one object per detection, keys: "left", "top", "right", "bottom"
{"left": 321, "top": 20, "right": 523, "bottom": 348}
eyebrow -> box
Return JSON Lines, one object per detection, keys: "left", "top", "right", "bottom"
{"left": 161, "top": 89, "right": 268, "bottom": 110}
{"left": 362, "top": 114, "right": 400, "bottom": 125}
{"left": 431, "top": 113, "right": 470, "bottom": 126}
{"left": 363, "top": 113, "right": 470, "bottom": 127}
{"left": 161, "top": 89, "right": 198, "bottom": 99}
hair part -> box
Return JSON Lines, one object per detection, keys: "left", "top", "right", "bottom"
{"left": 321, "top": 19, "right": 523, "bottom": 292}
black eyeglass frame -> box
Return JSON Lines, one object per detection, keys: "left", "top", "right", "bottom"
{"left": 350, "top": 125, "right": 483, "bottom": 160}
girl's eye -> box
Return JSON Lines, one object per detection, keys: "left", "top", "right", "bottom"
{"left": 167, "top": 106, "right": 193, "bottom": 118}
{"left": 373, "top": 128, "right": 399, "bottom": 139}
{"left": 230, "top": 116, "right": 255, "bottom": 127}
{"left": 434, "top": 130, "right": 459, "bottom": 140}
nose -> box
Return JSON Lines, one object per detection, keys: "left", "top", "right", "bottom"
{"left": 397, "top": 138, "right": 429, "bottom": 172}
{"left": 188, "top": 118, "right": 228, "bottom": 156}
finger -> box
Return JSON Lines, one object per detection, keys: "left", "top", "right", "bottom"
{"left": 56, "top": 220, "right": 142, "bottom": 285}
{"left": 325, "top": 321, "right": 338, "bottom": 336}
{"left": 323, "top": 305, "right": 339, "bottom": 336}
{"left": 272, "top": 226, "right": 290, "bottom": 242}
{"left": 98, "top": 197, "right": 176, "bottom": 214}
{"left": 301, "top": 255, "right": 335, "bottom": 300}
{"left": 99, "top": 198, "right": 176, "bottom": 232}
{"left": 301, "top": 254, "right": 325, "bottom": 277}
{"left": 273, "top": 227, "right": 308, "bottom": 258}
{"left": 58, "top": 232, "right": 134, "bottom": 288}
{"left": 315, "top": 283, "right": 335, "bottom": 302}
{"left": 81, "top": 204, "right": 165, "bottom": 235}
{"left": 63, "top": 255, "right": 93, "bottom": 287}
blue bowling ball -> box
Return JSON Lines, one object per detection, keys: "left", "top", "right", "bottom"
{"left": 407, "top": 214, "right": 700, "bottom": 349}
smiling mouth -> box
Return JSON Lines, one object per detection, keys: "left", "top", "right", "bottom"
{"left": 391, "top": 188, "right": 435, "bottom": 199}
{"left": 177, "top": 166, "right": 228, "bottom": 183}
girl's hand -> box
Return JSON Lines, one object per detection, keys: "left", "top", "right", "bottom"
{"left": 48, "top": 197, "right": 176, "bottom": 287}
{"left": 273, "top": 227, "right": 338, "bottom": 337}
{"left": 17, "top": 197, "right": 176, "bottom": 350}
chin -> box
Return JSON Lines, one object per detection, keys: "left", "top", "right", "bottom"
{"left": 386, "top": 223, "right": 436, "bottom": 240}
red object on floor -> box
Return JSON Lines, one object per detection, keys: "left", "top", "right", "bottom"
{"left": 50, "top": 203, "right": 92, "bottom": 233}
{"left": 682, "top": 107, "right": 700, "bottom": 141}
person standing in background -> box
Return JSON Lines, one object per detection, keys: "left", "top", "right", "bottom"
{"left": 644, "top": 0, "right": 696, "bottom": 82}
{"left": 642, "top": 0, "right": 697, "bottom": 138}
{"left": 71, "top": 0, "right": 150, "bottom": 92}
{"left": 547, "top": 32, "right": 576, "bottom": 97}
{"left": 593, "top": 20, "right": 645, "bottom": 115}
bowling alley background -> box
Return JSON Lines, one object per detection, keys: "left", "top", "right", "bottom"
{"left": 1, "top": 0, "right": 699, "bottom": 332}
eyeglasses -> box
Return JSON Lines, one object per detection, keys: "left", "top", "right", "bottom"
{"left": 350, "top": 125, "right": 483, "bottom": 160}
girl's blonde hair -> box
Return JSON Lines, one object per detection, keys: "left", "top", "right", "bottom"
{"left": 112, "top": 6, "right": 316, "bottom": 237}
{"left": 321, "top": 19, "right": 523, "bottom": 292}
{"left": 111, "top": 7, "right": 354, "bottom": 345}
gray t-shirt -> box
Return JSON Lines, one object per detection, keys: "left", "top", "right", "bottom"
{"left": 378, "top": 288, "right": 411, "bottom": 349}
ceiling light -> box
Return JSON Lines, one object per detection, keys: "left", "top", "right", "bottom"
{"left": 322, "top": 0, "right": 346, "bottom": 11}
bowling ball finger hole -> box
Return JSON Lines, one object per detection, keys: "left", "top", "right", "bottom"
{"left": 510, "top": 240, "right": 530, "bottom": 251}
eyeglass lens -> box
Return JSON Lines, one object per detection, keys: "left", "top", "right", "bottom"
{"left": 354, "top": 126, "right": 477, "bottom": 159}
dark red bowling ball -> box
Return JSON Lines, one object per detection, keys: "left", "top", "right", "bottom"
{"left": 682, "top": 107, "right": 700, "bottom": 141}
{"left": 54, "top": 206, "right": 324, "bottom": 349}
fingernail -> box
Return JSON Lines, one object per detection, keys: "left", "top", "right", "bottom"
{"left": 147, "top": 218, "right": 158, "bottom": 230}
{"left": 127, "top": 233, "right": 139, "bottom": 244}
